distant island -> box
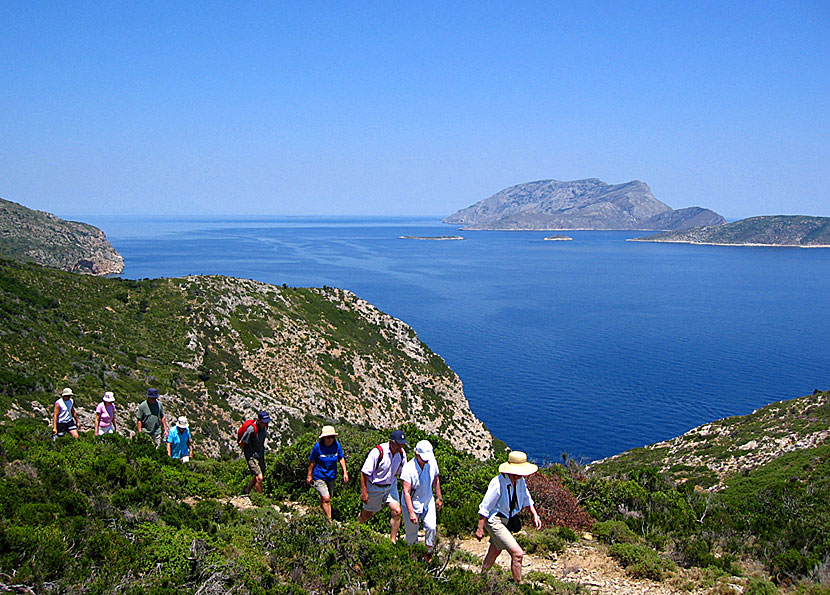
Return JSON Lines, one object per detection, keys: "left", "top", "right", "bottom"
{"left": 0, "top": 196, "right": 124, "bottom": 275}
{"left": 399, "top": 235, "right": 464, "bottom": 240}
{"left": 630, "top": 215, "right": 830, "bottom": 247}
{"left": 444, "top": 178, "right": 725, "bottom": 231}
{"left": 544, "top": 235, "right": 573, "bottom": 241}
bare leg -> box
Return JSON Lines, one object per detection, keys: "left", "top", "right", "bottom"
{"left": 388, "top": 501, "right": 402, "bottom": 543}
{"left": 508, "top": 546, "right": 524, "bottom": 583}
{"left": 482, "top": 543, "right": 501, "bottom": 570}
{"left": 68, "top": 429, "right": 80, "bottom": 439}
{"left": 320, "top": 495, "right": 332, "bottom": 522}
{"left": 357, "top": 509, "right": 374, "bottom": 523}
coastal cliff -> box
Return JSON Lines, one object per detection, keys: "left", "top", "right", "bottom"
{"left": 0, "top": 197, "right": 124, "bottom": 275}
{"left": 0, "top": 259, "right": 493, "bottom": 459}
{"left": 444, "top": 179, "right": 725, "bottom": 231}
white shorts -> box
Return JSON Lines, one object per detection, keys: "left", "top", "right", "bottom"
{"left": 97, "top": 426, "right": 115, "bottom": 435}
{"left": 363, "top": 481, "right": 400, "bottom": 513}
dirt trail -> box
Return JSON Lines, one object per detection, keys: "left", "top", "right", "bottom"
{"left": 456, "top": 536, "right": 704, "bottom": 595}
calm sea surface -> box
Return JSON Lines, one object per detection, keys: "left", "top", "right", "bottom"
{"left": 87, "top": 216, "right": 830, "bottom": 463}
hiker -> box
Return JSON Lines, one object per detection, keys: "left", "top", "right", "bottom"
{"left": 401, "top": 439, "right": 443, "bottom": 560}
{"left": 167, "top": 416, "right": 193, "bottom": 461}
{"left": 239, "top": 411, "right": 271, "bottom": 494}
{"left": 94, "top": 391, "right": 118, "bottom": 435}
{"left": 52, "top": 388, "right": 80, "bottom": 439}
{"left": 475, "top": 450, "right": 543, "bottom": 584}
{"left": 306, "top": 425, "right": 349, "bottom": 522}
{"left": 136, "top": 388, "right": 168, "bottom": 447}
{"left": 357, "top": 429, "right": 408, "bottom": 542}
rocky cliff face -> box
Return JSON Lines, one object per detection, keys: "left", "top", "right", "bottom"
{"left": 175, "top": 276, "right": 494, "bottom": 458}
{"left": 632, "top": 215, "right": 830, "bottom": 246}
{"left": 444, "top": 179, "right": 725, "bottom": 231}
{"left": 0, "top": 197, "right": 124, "bottom": 275}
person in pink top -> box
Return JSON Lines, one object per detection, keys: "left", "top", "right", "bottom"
{"left": 94, "top": 391, "right": 118, "bottom": 435}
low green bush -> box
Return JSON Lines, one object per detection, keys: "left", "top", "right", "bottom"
{"left": 516, "top": 528, "right": 566, "bottom": 555}
{"left": 609, "top": 543, "right": 676, "bottom": 581}
{"left": 745, "top": 578, "right": 778, "bottom": 595}
{"left": 592, "top": 519, "right": 639, "bottom": 544}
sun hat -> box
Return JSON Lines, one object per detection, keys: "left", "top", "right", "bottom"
{"left": 498, "top": 451, "right": 538, "bottom": 476}
{"left": 389, "top": 429, "right": 407, "bottom": 445}
{"left": 257, "top": 411, "right": 272, "bottom": 424}
{"left": 415, "top": 440, "right": 434, "bottom": 459}
{"left": 176, "top": 416, "right": 189, "bottom": 429}
{"left": 102, "top": 391, "right": 115, "bottom": 402}
{"left": 61, "top": 388, "right": 74, "bottom": 397}
{"left": 147, "top": 388, "right": 159, "bottom": 398}
{"left": 319, "top": 425, "right": 337, "bottom": 439}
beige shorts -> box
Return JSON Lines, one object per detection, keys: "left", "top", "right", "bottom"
{"left": 313, "top": 479, "right": 335, "bottom": 499}
{"left": 485, "top": 515, "right": 519, "bottom": 552}
{"left": 362, "top": 481, "right": 399, "bottom": 513}
{"left": 247, "top": 455, "right": 265, "bottom": 477}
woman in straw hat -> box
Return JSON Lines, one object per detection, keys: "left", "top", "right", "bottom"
{"left": 475, "top": 450, "right": 542, "bottom": 584}
{"left": 307, "top": 425, "right": 349, "bottom": 522}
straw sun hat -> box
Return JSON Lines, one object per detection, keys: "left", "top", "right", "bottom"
{"left": 319, "top": 425, "right": 338, "bottom": 439}
{"left": 498, "top": 451, "right": 538, "bottom": 475}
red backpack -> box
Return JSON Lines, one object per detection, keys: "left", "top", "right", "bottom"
{"left": 237, "top": 419, "right": 258, "bottom": 442}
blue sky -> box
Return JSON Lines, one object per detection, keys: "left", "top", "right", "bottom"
{"left": 1, "top": 2, "right": 827, "bottom": 219}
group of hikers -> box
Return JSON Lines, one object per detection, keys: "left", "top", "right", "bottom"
{"left": 52, "top": 387, "right": 193, "bottom": 461}
{"left": 52, "top": 388, "right": 543, "bottom": 583}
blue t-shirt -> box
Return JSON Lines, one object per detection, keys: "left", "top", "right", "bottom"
{"left": 309, "top": 440, "right": 344, "bottom": 481}
{"left": 167, "top": 427, "right": 191, "bottom": 459}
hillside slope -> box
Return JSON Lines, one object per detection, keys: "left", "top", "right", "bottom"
{"left": 0, "top": 259, "right": 493, "bottom": 458}
{"left": 631, "top": 215, "right": 830, "bottom": 247}
{"left": 589, "top": 390, "right": 829, "bottom": 489}
{"left": 0, "top": 197, "right": 124, "bottom": 274}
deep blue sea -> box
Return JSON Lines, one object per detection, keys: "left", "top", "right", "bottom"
{"left": 87, "top": 216, "right": 830, "bottom": 463}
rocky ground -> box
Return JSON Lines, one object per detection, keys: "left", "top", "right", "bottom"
{"left": 456, "top": 535, "right": 703, "bottom": 595}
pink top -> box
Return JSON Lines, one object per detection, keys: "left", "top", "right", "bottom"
{"left": 96, "top": 402, "right": 116, "bottom": 428}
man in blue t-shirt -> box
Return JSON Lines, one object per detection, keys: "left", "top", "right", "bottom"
{"left": 306, "top": 425, "right": 349, "bottom": 522}
{"left": 167, "top": 416, "right": 193, "bottom": 461}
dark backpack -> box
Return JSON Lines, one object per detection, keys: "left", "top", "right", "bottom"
{"left": 237, "top": 420, "right": 257, "bottom": 442}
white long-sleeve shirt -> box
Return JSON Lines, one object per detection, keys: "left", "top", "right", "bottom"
{"left": 478, "top": 474, "right": 534, "bottom": 519}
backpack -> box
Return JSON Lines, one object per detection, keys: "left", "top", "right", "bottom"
{"left": 371, "top": 444, "right": 405, "bottom": 474}
{"left": 237, "top": 420, "right": 258, "bottom": 442}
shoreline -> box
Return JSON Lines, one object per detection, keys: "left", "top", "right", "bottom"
{"left": 627, "top": 239, "right": 830, "bottom": 248}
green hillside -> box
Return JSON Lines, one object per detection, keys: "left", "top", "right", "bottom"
{"left": 0, "top": 258, "right": 494, "bottom": 458}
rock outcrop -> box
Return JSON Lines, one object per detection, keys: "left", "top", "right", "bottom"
{"left": 0, "top": 197, "right": 124, "bottom": 275}
{"left": 444, "top": 179, "right": 725, "bottom": 231}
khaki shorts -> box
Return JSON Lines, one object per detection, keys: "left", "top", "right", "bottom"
{"left": 485, "top": 515, "right": 519, "bottom": 552}
{"left": 313, "top": 479, "right": 335, "bottom": 499}
{"left": 362, "top": 481, "right": 399, "bottom": 513}
{"left": 247, "top": 455, "right": 265, "bottom": 477}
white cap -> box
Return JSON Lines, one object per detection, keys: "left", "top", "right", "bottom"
{"left": 415, "top": 439, "right": 434, "bottom": 459}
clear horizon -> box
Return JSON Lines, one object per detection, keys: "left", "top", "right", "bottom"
{"left": 2, "top": 2, "right": 828, "bottom": 220}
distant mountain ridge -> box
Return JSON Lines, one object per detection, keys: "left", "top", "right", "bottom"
{"left": 444, "top": 178, "right": 725, "bottom": 231}
{"left": 0, "top": 197, "right": 124, "bottom": 275}
{"left": 631, "top": 215, "right": 830, "bottom": 247}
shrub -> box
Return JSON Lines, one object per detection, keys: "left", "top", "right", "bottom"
{"left": 745, "top": 578, "right": 778, "bottom": 595}
{"left": 593, "top": 520, "right": 639, "bottom": 544}
{"left": 516, "top": 528, "right": 566, "bottom": 555}
{"left": 609, "top": 543, "right": 676, "bottom": 581}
